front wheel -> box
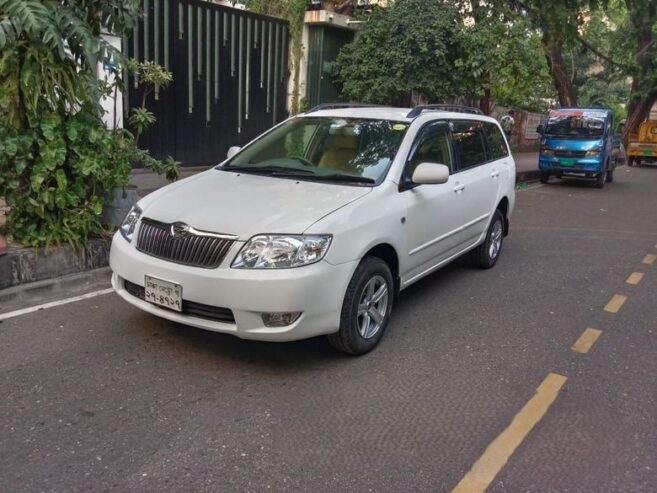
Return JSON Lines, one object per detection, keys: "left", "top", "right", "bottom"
{"left": 470, "top": 210, "right": 505, "bottom": 269}
{"left": 328, "top": 257, "right": 394, "bottom": 355}
{"left": 594, "top": 170, "right": 606, "bottom": 189}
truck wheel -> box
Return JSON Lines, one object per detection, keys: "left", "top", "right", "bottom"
{"left": 595, "top": 170, "right": 606, "bottom": 189}
{"left": 606, "top": 166, "right": 614, "bottom": 183}
{"left": 540, "top": 172, "right": 550, "bottom": 184}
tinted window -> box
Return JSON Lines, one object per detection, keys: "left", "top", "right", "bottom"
{"left": 405, "top": 122, "right": 453, "bottom": 180}
{"left": 451, "top": 121, "right": 488, "bottom": 169}
{"left": 483, "top": 122, "right": 509, "bottom": 160}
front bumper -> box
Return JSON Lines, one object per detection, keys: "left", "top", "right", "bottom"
{"left": 110, "top": 232, "right": 357, "bottom": 342}
{"left": 539, "top": 156, "right": 603, "bottom": 174}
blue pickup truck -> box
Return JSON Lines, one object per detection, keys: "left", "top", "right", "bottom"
{"left": 538, "top": 108, "right": 617, "bottom": 188}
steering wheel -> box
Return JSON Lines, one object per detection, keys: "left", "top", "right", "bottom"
{"left": 289, "top": 155, "right": 316, "bottom": 167}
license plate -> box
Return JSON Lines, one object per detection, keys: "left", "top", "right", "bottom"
{"left": 560, "top": 158, "right": 576, "bottom": 166}
{"left": 144, "top": 275, "right": 183, "bottom": 312}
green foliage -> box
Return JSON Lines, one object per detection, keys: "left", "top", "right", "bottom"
{"left": 333, "top": 1, "right": 463, "bottom": 104}
{"left": 0, "top": 0, "right": 180, "bottom": 247}
{"left": 0, "top": 106, "right": 136, "bottom": 247}
{"left": 455, "top": 4, "right": 555, "bottom": 111}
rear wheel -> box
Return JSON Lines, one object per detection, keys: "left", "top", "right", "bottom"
{"left": 328, "top": 257, "right": 394, "bottom": 355}
{"left": 540, "top": 172, "right": 550, "bottom": 184}
{"left": 470, "top": 210, "right": 505, "bottom": 269}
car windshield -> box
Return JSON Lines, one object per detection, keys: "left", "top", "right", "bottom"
{"left": 544, "top": 110, "right": 606, "bottom": 138}
{"left": 220, "top": 116, "right": 409, "bottom": 184}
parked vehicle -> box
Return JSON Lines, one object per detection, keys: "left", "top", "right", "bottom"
{"left": 627, "top": 120, "right": 657, "bottom": 166}
{"left": 537, "top": 107, "right": 617, "bottom": 188}
{"left": 110, "top": 104, "right": 516, "bottom": 355}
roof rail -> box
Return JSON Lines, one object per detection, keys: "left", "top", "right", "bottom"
{"left": 407, "top": 104, "right": 483, "bottom": 118}
{"left": 305, "top": 102, "right": 383, "bottom": 114}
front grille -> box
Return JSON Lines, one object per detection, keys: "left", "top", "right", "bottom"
{"left": 124, "top": 280, "right": 235, "bottom": 323}
{"left": 554, "top": 149, "right": 587, "bottom": 158}
{"left": 136, "top": 218, "right": 236, "bottom": 269}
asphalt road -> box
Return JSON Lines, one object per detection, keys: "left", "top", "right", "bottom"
{"left": 2, "top": 166, "right": 657, "bottom": 492}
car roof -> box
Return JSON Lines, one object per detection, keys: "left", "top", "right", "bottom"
{"left": 298, "top": 106, "right": 500, "bottom": 124}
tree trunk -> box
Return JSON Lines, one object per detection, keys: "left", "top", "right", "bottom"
{"left": 479, "top": 71, "right": 492, "bottom": 115}
{"left": 541, "top": 30, "right": 577, "bottom": 107}
{"left": 622, "top": 0, "right": 656, "bottom": 144}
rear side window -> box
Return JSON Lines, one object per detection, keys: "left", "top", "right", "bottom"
{"left": 451, "top": 120, "right": 488, "bottom": 170}
{"left": 482, "top": 122, "right": 509, "bottom": 160}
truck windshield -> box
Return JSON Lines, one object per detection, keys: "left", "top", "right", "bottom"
{"left": 221, "top": 116, "right": 409, "bottom": 184}
{"left": 545, "top": 110, "right": 606, "bottom": 138}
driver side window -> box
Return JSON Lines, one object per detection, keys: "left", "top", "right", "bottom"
{"left": 404, "top": 122, "right": 454, "bottom": 182}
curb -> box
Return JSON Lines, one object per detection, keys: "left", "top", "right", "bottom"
{"left": 0, "top": 238, "right": 110, "bottom": 291}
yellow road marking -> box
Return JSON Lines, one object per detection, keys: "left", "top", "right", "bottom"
{"left": 626, "top": 272, "right": 644, "bottom": 285}
{"left": 642, "top": 254, "right": 656, "bottom": 265}
{"left": 604, "top": 294, "right": 627, "bottom": 313}
{"left": 452, "top": 373, "right": 567, "bottom": 493}
{"left": 571, "top": 328, "right": 602, "bottom": 354}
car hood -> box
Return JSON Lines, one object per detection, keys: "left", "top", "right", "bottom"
{"left": 543, "top": 137, "right": 603, "bottom": 152}
{"left": 140, "top": 169, "right": 371, "bottom": 239}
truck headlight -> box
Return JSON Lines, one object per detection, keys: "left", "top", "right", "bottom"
{"left": 585, "top": 147, "right": 602, "bottom": 157}
{"left": 232, "top": 235, "right": 332, "bottom": 269}
{"left": 120, "top": 205, "right": 142, "bottom": 242}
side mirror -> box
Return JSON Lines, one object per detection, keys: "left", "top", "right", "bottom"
{"left": 412, "top": 163, "right": 450, "bottom": 185}
{"left": 227, "top": 146, "right": 241, "bottom": 159}
{"left": 536, "top": 124, "right": 544, "bottom": 134}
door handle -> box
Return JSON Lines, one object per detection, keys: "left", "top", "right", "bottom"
{"left": 491, "top": 169, "right": 500, "bottom": 179}
{"left": 453, "top": 183, "right": 465, "bottom": 193}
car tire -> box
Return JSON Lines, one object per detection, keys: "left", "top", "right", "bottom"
{"left": 595, "top": 169, "right": 606, "bottom": 189}
{"left": 470, "top": 210, "right": 505, "bottom": 270}
{"left": 540, "top": 172, "right": 550, "bottom": 184}
{"left": 606, "top": 166, "right": 614, "bottom": 183}
{"left": 328, "top": 257, "right": 394, "bottom": 355}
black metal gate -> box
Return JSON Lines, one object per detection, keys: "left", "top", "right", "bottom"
{"left": 124, "top": 0, "right": 290, "bottom": 166}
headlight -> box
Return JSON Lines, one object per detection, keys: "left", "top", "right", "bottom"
{"left": 541, "top": 148, "right": 555, "bottom": 156}
{"left": 120, "top": 205, "right": 142, "bottom": 242}
{"left": 232, "top": 235, "right": 332, "bottom": 269}
{"left": 585, "top": 147, "right": 602, "bottom": 157}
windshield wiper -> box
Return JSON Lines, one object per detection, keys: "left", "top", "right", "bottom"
{"left": 304, "top": 174, "right": 375, "bottom": 184}
{"left": 221, "top": 165, "right": 315, "bottom": 175}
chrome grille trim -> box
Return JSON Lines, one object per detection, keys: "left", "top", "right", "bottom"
{"left": 136, "top": 218, "right": 237, "bottom": 269}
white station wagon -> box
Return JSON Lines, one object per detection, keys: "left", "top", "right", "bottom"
{"left": 110, "top": 104, "right": 516, "bottom": 354}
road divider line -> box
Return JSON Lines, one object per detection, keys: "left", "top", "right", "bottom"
{"left": 642, "top": 254, "right": 656, "bottom": 265}
{"left": 571, "top": 328, "right": 602, "bottom": 354}
{"left": 626, "top": 272, "right": 644, "bottom": 285}
{"left": 0, "top": 288, "right": 115, "bottom": 322}
{"left": 452, "top": 373, "right": 567, "bottom": 493}
{"left": 604, "top": 294, "right": 627, "bottom": 314}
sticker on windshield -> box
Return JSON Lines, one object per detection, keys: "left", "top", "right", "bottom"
{"left": 393, "top": 123, "right": 408, "bottom": 131}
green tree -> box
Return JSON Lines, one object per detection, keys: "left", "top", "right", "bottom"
{"left": 456, "top": 1, "right": 555, "bottom": 113}
{"left": 333, "top": 0, "right": 464, "bottom": 105}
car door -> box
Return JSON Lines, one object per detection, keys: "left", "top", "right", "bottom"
{"left": 400, "top": 121, "right": 470, "bottom": 284}
{"left": 450, "top": 120, "right": 499, "bottom": 246}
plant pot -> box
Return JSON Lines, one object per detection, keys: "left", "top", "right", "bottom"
{"left": 102, "top": 185, "right": 139, "bottom": 227}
